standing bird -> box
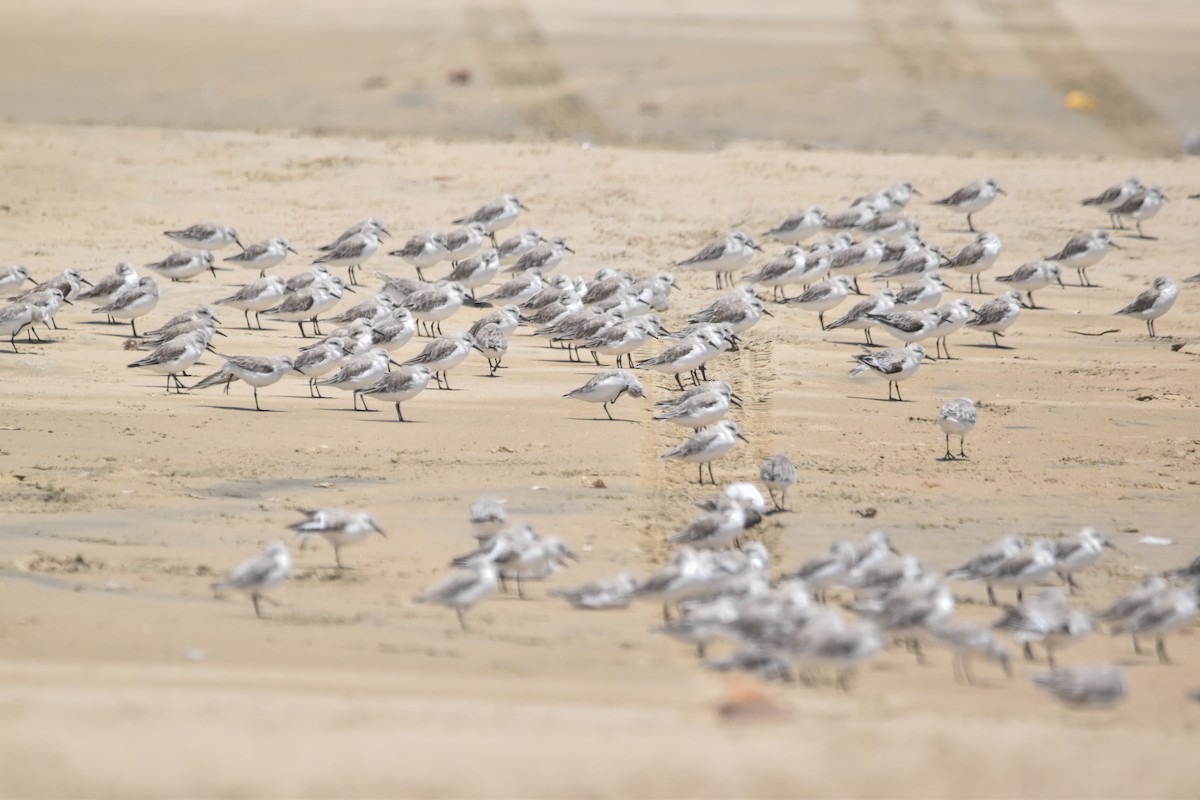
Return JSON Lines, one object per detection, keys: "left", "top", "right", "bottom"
{"left": 223, "top": 236, "right": 297, "bottom": 277}
{"left": 784, "top": 275, "right": 852, "bottom": 330}
{"left": 211, "top": 541, "right": 291, "bottom": 618}
{"left": 318, "top": 218, "right": 389, "bottom": 252}
{"left": 356, "top": 365, "right": 435, "bottom": 422}
{"left": 144, "top": 250, "right": 217, "bottom": 282}
{"left": 937, "top": 398, "right": 977, "bottom": 460}
{"left": 452, "top": 194, "right": 529, "bottom": 243}
{"left": 759, "top": 454, "right": 798, "bottom": 512}
{"left": 445, "top": 249, "right": 500, "bottom": 304}
{"left": 825, "top": 288, "right": 896, "bottom": 346}
{"left": 563, "top": 369, "right": 645, "bottom": 420}
{"left": 506, "top": 236, "right": 574, "bottom": 274}
{"left": 92, "top": 276, "right": 159, "bottom": 336}
{"left": 399, "top": 331, "right": 474, "bottom": 390}
{"left": 215, "top": 275, "right": 288, "bottom": 330}
{"left": 471, "top": 322, "right": 509, "bottom": 376}
{"left": 995, "top": 261, "right": 1063, "bottom": 308}
{"left": 496, "top": 228, "right": 544, "bottom": 265}
{"left": 77, "top": 262, "right": 139, "bottom": 321}
{"left": 263, "top": 276, "right": 350, "bottom": 338}
{"left": 413, "top": 561, "right": 499, "bottom": 631}
{"left": 743, "top": 246, "right": 808, "bottom": 301}
{"left": 929, "top": 298, "right": 974, "bottom": 359}
{"left": 762, "top": 206, "right": 826, "bottom": 243}
{"left": 1082, "top": 176, "right": 1143, "bottom": 229}
{"left": 1111, "top": 185, "right": 1168, "bottom": 239}
{"left": 1114, "top": 277, "right": 1177, "bottom": 338}
{"left": 1030, "top": 665, "right": 1127, "bottom": 709}
{"left": 931, "top": 177, "right": 1005, "bottom": 232}
{"left": 661, "top": 420, "right": 749, "bottom": 485}
{"left": 0, "top": 264, "right": 37, "bottom": 293}
{"left": 848, "top": 343, "right": 928, "bottom": 401}
{"left": 191, "top": 353, "right": 295, "bottom": 412}
{"left": 313, "top": 229, "right": 381, "bottom": 286}
{"left": 436, "top": 222, "right": 488, "bottom": 265}
{"left": 965, "top": 290, "right": 1022, "bottom": 347}
{"left": 126, "top": 329, "right": 211, "bottom": 393}
{"left": 946, "top": 535, "right": 1025, "bottom": 606}
{"left": 288, "top": 509, "right": 386, "bottom": 569}
{"left": 164, "top": 222, "right": 243, "bottom": 251}
{"left": 677, "top": 232, "right": 762, "bottom": 289}
{"left": 388, "top": 231, "right": 445, "bottom": 280}
{"left": 1045, "top": 230, "right": 1119, "bottom": 287}
{"left": 1051, "top": 527, "right": 1114, "bottom": 594}
{"left": 942, "top": 232, "right": 1002, "bottom": 294}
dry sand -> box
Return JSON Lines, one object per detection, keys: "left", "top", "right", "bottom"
{"left": 0, "top": 120, "right": 1198, "bottom": 798}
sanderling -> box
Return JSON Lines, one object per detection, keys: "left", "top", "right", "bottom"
{"left": 859, "top": 210, "right": 918, "bottom": 237}
{"left": 687, "top": 287, "right": 772, "bottom": 334}
{"left": 77, "top": 262, "right": 139, "bottom": 322}
{"left": 990, "top": 539, "right": 1056, "bottom": 602}
{"left": 387, "top": 231, "right": 445, "bottom": 281}
{"left": 0, "top": 302, "right": 36, "bottom": 352}
{"left": 142, "top": 305, "right": 220, "bottom": 337}
{"left": 1052, "top": 527, "right": 1114, "bottom": 594}
{"left": 653, "top": 380, "right": 735, "bottom": 429}
{"left": 288, "top": 509, "right": 385, "bottom": 568}
{"left": 214, "top": 276, "right": 287, "bottom": 330}
{"left": 855, "top": 181, "right": 921, "bottom": 209}
{"left": 445, "top": 249, "right": 499, "bottom": 304}
{"left": 292, "top": 336, "right": 352, "bottom": 398}
{"left": 211, "top": 541, "right": 290, "bottom": 618}
{"left": 638, "top": 329, "right": 728, "bottom": 390}
{"left": 400, "top": 331, "right": 474, "bottom": 390}
{"left": 164, "top": 222, "right": 243, "bottom": 251}
{"left": 655, "top": 380, "right": 740, "bottom": 411}
{"left": 1115, "top": 277, "right": 1177, "bottom": 337}
{"left": 696, "top": 483, "right": 766, "bottom": 532}
{"left": 826, "top": 288, "right": 896, "bottom": 346}
{"left": 762, "top": 206, "right": 826, "bottom": 243}
{"left": 823, "top": 202, "right": 881, "bottom": 231}
{"left": 1030, "top": 665, "right": 1127, "bottom": 709}
{"left": 581, "top": 271, "right": 631, "bottom": 305}
{"left": 549, "top": 573, "right": 641, "bottom": 610}
{"left": 325, "top": 293, "right": 394, "bottom": 326}
{"left": 134, "top": 316, "right": 222, "bottom": 351}
{"left": 563, "top": 368, "right": 644, "bottom": 420}
{"left": 469, "top": 305, "right": 522, "bottom": 341}
{"left": 93, "top": 276, "right": 159, "bottom": 336}
{"left": 436, "top": 222, "right": 487, "bottom": 266}
{"left": 784, "top": 275, "right": 852, "bottom": 330}
{"left": 937, "top": 398, "right": 977, "bottom": 461}
{"left": 496, "top": 228, "right": 544, "bottom": 265}
{"left": 854, "top": 574, "right": 955, "bottom": 654}
{"left": 0, "top": 264, "right": 36, "bottom": 293}
{"left": 413, "top": 561, "right": 498, "bottom": 631}
{"left": 661, "top": 420, "right": 749, "bottom": 485}
{"left": 677, "top": 232, "right": 762, "bottom": 289}
{"left": 223, "top": 236, "right": 296, "bottom": 277}
{"left": 316, "top": 320, "right": 372, "bottom": 355}
{"left": 994, "top": 587, "right": 1092, "bottom": 667}
{"left": 865, "top": 308, "right": 938, "bottom": 345}
{"left": 995, "top": 261, "right": 1063, "bottom": 308}
{"left": 892, "top": 273, "right": 945, "bottom": 311}
{"left": 849, "top": 343, "right": 928, "bottom": 401}
{"left": 497, "top": 535, "right": 578, "bottom": 599}
{"left": 506, "top": 236, "right": 573, "bottom": 274}
{"left": 1096, "top": 574, "right": 1169, "bottom": 654}
{"left": 828, "top": 237, "right": 886, "bottom": 294}
{"left": 315, "top": 348, "right": 396, "bottom": 410}
{"left": 965, "top": 290, "right": 1022, "bottom": 347}
{"left": 928, "top": 619, "right": 1012, "bottom": 684}
{"left": 126, "top": 329, "right": 211, "bottom": 393}
{"left": 263, "top": 276, "right": 350, "bottom": 338}
{"left": 872, "top": 246, "right": 942, "bottom": 284}
{"left": 25, "top": 288, "right": 71, "bottom": 332}
{"left": 469, "top": 497, "right": 507, "bottom": 540}
{"left": 471, "top": 322, "right": 509, "bottom": 376}
{"left": 479, "top": 269, "right": 543, "bottom": 306}
{"left": 931, "top": 177, "right": 1005, "bottom": 232}
{"left": 928, "top": 298, "right": 973, "bottom": 358}
{"left": 318, "top": 218, "right": 389, "bottom": 252}
{"left": 357, "top": 365, "right": 435, "bottom": 422}
{"left": 22, "top": 267, "right": 91, "bottom": 301}
{"left": 582, "top": 316, "right": 659, "bottom": 368}
{"left": 1111, "top": 185, "right": 1168, "bottom": 238}
{"left": 1110, "top": 581, "right": 1198, "bottom": 663}
{"left": 313, "top": 229, "right": 381, "bottom": 286}
{"left": 792, "top": 618, "right": 884, "bottom": 692}
{"left": 668, "top": 498, "right": 748, "bottom": 550}
{"left": 759, "top": 454, "right": 798, "bottom": 512}
{"left": 191, "top": 353, "right": 295, "bottom": 411}
{"left": 286, "top": 265, "right": 332, "bottom": 292}
{"left": 742, "top": 246, "right": 807, "bottom": 301}
{"left": 1046, "top": 230, "right": 1119, "bottom": 287}
{"left": 452, "top": 194, "right": 528, "bottom": 242}
{"left": 143, "top": 250, "right": 216, "bottom": 282}
{"left": 942, "top": 232, "right": 1002, "bottom": 294}
{"left": 1082, "top": 177, "right": 1143, "bottom": 228}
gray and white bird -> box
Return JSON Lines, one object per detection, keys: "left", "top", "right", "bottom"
{"left": 388, "top": 231, "right": 445, "bottom": 281}
{"left": 989, "top": 540, "right": 1056, "bottom": 603}
{"left": 848, "top": 343, "right": 928, "bottom": 401}
{"left": 661, "top": 420, "right": 749, "bottom": 485}
{"left": 263, "top": 276, "right": 349, "bottom": 338}
{"left": 929, "top": 298, "right": 974, "bottom": 359}
{"left": 1115, "top": 277, "right": 1177, "bottom": 337}
{"left": 668, "top": 498, "right": 747, "bottom": 550}
{"left": 942, "top": 232, "right": 1002, "bottom": 294}
{"left": 762, "top": 206, "right": 826, "bottom": 243}
{"left": 1082, "top": 176, "right": 1143, "bottom": 228}
{"left": 191, "top": 353, "right": 295, "bottom": 411}
{"left": 469, "top": 497, "right": 508, "bottom": 540}
{"left": 937, "top": 398, "right": 977, "bottom": 461}
{"left": 471, "top": 322, "right": 509, "bottom": 377}
{"left": 825, "top": 288, "right": 896, "bottom": 346}
{"left": 445, "top": 249, "right": 500, "bottom": 303}
{"left": 1045, "top": 230, "right": 1119, "bottom": 287}
{"left": 452, "top": 194, "right": 528, "bottom": 241}
{"left": 865, "top": 308, "right": 939, "bottom": 345}
{"left": 496, "top": 228, "right": 544, "bottom": 265}
{"left": 0, "top": 302, "right": 36, "bottom": 352}
{"left": 315, "top": 348, "right": 397, "bottom": 411}
{"left": 759, "top": 454, "right": 798, "bottom": 512}
{"left": 928, "top": 618, "right": 1013, "bottom": 684}
{"left": 355, "top": 365, "right": 435, "bottom": 422}
{"left": 965, "top": 290, "right": 1022, "bottom": 347}
{"left": 0, "top": 264, "right": 37, "bottom": 293}
{"left": 1051, "top": 527, "right": 1114, "bottom": 594}
{"left": 93, "top": 276, "right": 159, "bottom": 337}
{"left": 223, "top": 236, "right": 297, "bottom": 277}
{"left": 215, "top": 275, "right": 288, "bottom": 330}
{"left": 1110, "top": 582, "right": 1199, "bottom": 664}
{"left": 292, "top": 336, "right": 352, "bottom": 398}
{"left": 931, "top": 177, "right": 1005, "bottom": 232}
{"left": 144, "top": 249, "right": 217, "bottom": 282}
{"left": 77, "top": 262, "right": 139, "bottom": 319}
{"left": 436, "top": 222, "right": 488, "bottom": 265}
{"left": 946, "top": 534, "right": 1025, "bottom": 606}
{"left": 126, "top": 328, "right": 211, "bottom": 393}
{"left": 505, "top": 236, "right": 573, "bottom": 274}
{"left": 1111, "top": 185, "right": 1167, "bottom": 239}
{"left": 563, "top": 369, "right": 645, "bottom": 420}
{"left": 892, "top": 273, "right": 945, "bottom": 311}
{"left": 995, "top": 261, "right": 1063, "bottom": 308}
{"left": 399, "top": 331, "right": 474, "bottom": 390}
{"left": 318, "top": 218, "right": 389, "bottom": 252}
{"left": 993, "top": 587, "right": 1092, "bottom": 667}
{"left": 548, "top": 573, "right": 641, "bottom": 610}
{"left": 164, "top": 222, "right": 243, "bottom": 251}
{"left": 313, "top": 229, "right": 381, "bottom": 286}
{"left": 784, "top": 275, "right": 852, "bottom": 330}
{"left": 653, "top": 380, "right": 735, "bottom": 429}
{"left": 1030, "top": 665, "right": 1127, "bottom": 709}
{"left": 211, "top": 541, "right": 290, "bottom": 618}
{"left": 827, "top": 237, "right": 886, "bottom": 294}
{"left": 743, "top": 246, "right": 808, "bottom": 301}
{"left": 413, "top": 561, "right": 499, "bottom": 631}
{"left": 288, "top": 509, "right": 386, "bottom": 569}
{"left": 677, "top": 231, "right": 762, "bottom": 289}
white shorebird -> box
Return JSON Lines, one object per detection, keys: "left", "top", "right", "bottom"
{"left": 401, "top": 281, "right": 466, "bottom": 337}
{"left": 452, "top": 194, "right": 528, "bottom": 242}
{"left": 1096, "top": 575, "right": 1169, "bottom": 655}
{"left": 400, "top": 331, "right": 474, "bottom": 390}
{"left": 313, "top": 229, "right": 381, "bottom": 286}
{"left": 946, "top": 534, "right": 1025, "bottom": 606}
{"left": 965, "top": 290, "right": 1022, "bottom": 347}
{"left": 1045, "top": 230, "right": 1119, "bottom": 287}
{"left": 22, "top": 267, "right": 91, "bottom": 301}
{"left": 1115, "top": 277, "right": 1177, "bottom": 337}
{"left": 549, "top": 573, "right": 641, "bottom": 610}
{"left": 496, "top": 228, "right": 544, "bottom": 265}
{"left": 0, "top": 264, "right": 37, "bottom": 293}
{"left": 1111, "top": 185, "right": 1167, "bottom": 238}
{"left": 506, "top": 236, "right": 573, "bottom": 274}
{"left": 995, "top": 261, "right": 1063, "bottom": 308}
{"left": 1083, "top": 176, "right": 1143, "bottom": 228}
{"left": 563, "top": 369, "right": 645, "bottom": 420}
{"left": 582, "top": 316, "right": 659, "bottom": 368}
{"left": 77, "top": 262, "right": 139, "bottom": 319}
{"left": 1111, "top": 582, "right": 1199, "bottom": 664}
{"left": 164, "top": 222, "right": 243, "bottom": 251}
{"left": 215, "top": 275, "right": 288, "bottom": 330}
{"left": 784, "top": 275, "right": 852, "bottom": 330}
{"left": 929, "top": 298, "right": 974, "bottom": 358}
{"left": 318, "top": 218, "right": 389, "bottom": 252}
{"left": 759, "top": 454, "right": 798, "bottom": 512}
{"left": 469, "top": 497, "right": 507, "bottom": 540}
{"left": 892, "top": 273, "right": 945, "bottom": 311}
{"left": 827, "top": 237, "right": 886, "bottom": 293}
{"left": 638, "top": 329, "right": 728, "bottom": 390}
{"left": 388, "top": 231, "right": 445, "bottom": 280}
{"left": 994, "top": 587, "right": 1092, "bottom": 667}
{"left": 653, "top": 381, "right": 736, "bottom": 429}
{"left": 1051, "top": 527, "right": 1114, "bottom": 594}
{"left": 263, "top": 276, "right": 350, "bottom": 338}
{"left": 478, "top": 269, "right": 543, "bottom": 306}
{"left": 865, "top": 308, "right": 938, "bottom": 345}
{"left": 413, "top": 561, "right": 498, "bottom": 631}
{"left": 928, "top": 619, "right": 1013, "bottom": 684}
{"left": 25, "top": 288, "right": 70, "bottom": 333}
{"left": 989, "top": 540, "right": 1056, "bottom": 602}
{"left": 762, "top": 206, "right": 826, "bottom": 243}
{"left": 937, "top": 398, "right": 977, "bottom": 461}
{"left": 144, "top": 250, "right": 217, "bottom": 282}
{"left": 0, "top": 302, "right": 36, "bottom": 352}
{"left": 849, "top": 343, "right": 927, "bottom": 401}
{"left": 357, "top": 365, "right": 435, "bottom": 422}
{"left": 371, "top": 308, "right": 418, "bottom": 352}
{"left": 661, "top": 420, "right": 749, "bottom": 485}
{"left": 471, "top": 322, "right": 508, "bottom": 376}
{"left": 93, "top": 276, "right": 159, "bottom": 336}
{"left": 211, "top": 541, "right": 290, "bottom": 618}
{"left": 436, "top": 222, "right": 488, "bottom": 265}
{"left": 286, "top": 265, "right": 333, "bottom": 292}
{"left": 445, "top": 249, "right": 500, "bottom": 303}
{"left": 668, "top": 498, "right": 747, "bottom": 550}
{"left": 292, "top": 336, "right": 352, "bottom": 398}
{"left": 942, "top": 232, "right": 1002, "bottom": 293}
{"left": 288, "top": 509, "right": 385, "bottom": 569}
{"left": 931, "top": 177, "right": 1005, "bottom": 232}
{"left": 825, "top": 288, "right": 896, "bottom": 346}
{"left": 315, "top": 348, "right": 397, "bottom": 411}
{"left": 223, "top": 236, "right": 297, "bottom": 277}
{"left": 324, "top": 293, "right": 394, "bottom": 327}
{"left": 126, "top": 329, "right": 211, "bottom": 392}
{"left": 191, "top": 353, "right": 295, "bottom": 411}
{"left": 743, "top": 246, "right": 808, "bottom": 301}
{"left": 1030, "top": 665, "right": 1127, "bottom": 709}
{"left": 677, "top": 231, "right": 762, "bottom": 289}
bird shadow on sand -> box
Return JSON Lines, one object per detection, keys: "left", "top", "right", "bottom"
{"left": 829, "top": 338, "right": 883, "bottom": 348}
{"left": 564, "top": 416, "right": 638, "bottom": 424}
{"left": 201, "top": 404, "right": 284, "bottom": 413}
{"left": 959, "top": 343, "right": 1016, "bottom": 350}
{"left": 847, "top": 395, "right": 912, "bottom": 403}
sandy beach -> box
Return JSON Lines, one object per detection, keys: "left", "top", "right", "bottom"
{"left": 2, "top": 1, "right": 1200, "bottom": 797}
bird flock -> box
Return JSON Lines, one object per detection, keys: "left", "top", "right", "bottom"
{"left": 4, "top": 174, "right": 1197, "bottom": 711}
